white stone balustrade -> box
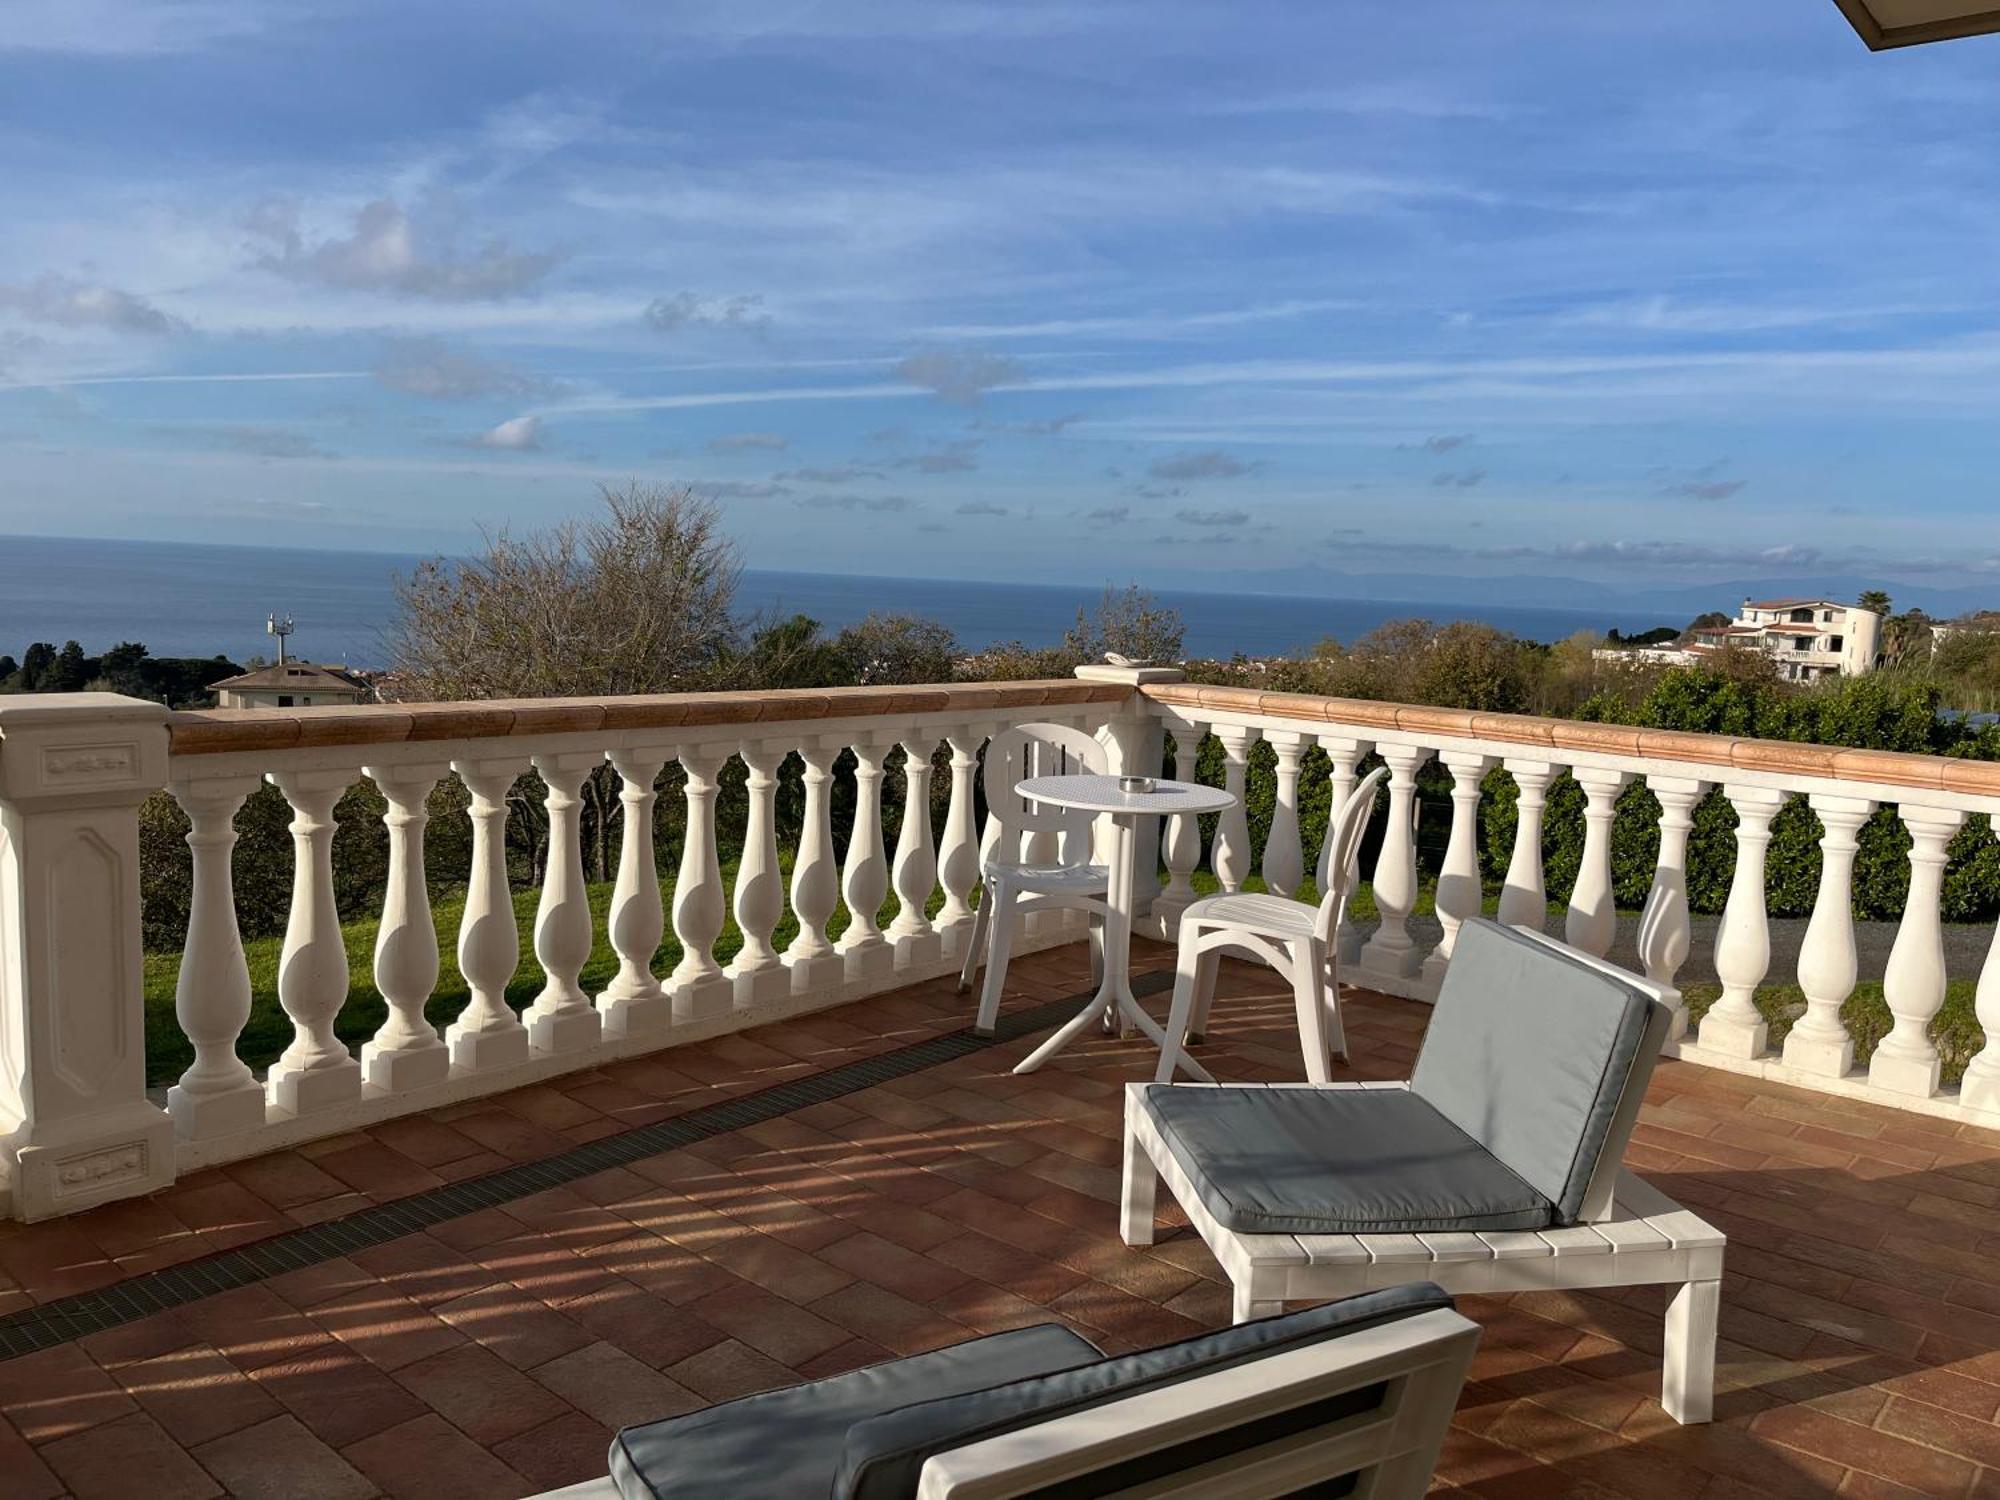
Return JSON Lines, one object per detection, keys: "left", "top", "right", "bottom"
{"left": 11, "top": 666, "right": 2000, "bottom": 1223}
{"left": 1137, "top": 680, "right": 2000, "bottom": 1137}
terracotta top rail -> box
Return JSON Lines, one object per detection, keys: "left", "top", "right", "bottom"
{"left": 1140, "top": 681, "right": 2000, "bottom": 799}
{"left": 166, "top": 678, "right": 1130, "bottom": 756}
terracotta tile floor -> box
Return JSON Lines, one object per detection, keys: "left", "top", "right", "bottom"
{"left": 4, "top": 940, "right": 2000, "bottom": 1497}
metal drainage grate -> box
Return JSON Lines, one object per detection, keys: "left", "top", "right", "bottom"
{"left": 0, "top": 975, "right": 1172, "bottom": 1362}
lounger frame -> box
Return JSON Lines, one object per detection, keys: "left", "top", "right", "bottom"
{"left": 1123, "top": 1080, "right": 1725, "bottom": 1425}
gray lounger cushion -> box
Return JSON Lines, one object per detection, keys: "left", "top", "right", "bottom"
{"left": 1141, "top": 1084, "right": 1554, "bottom": 1234}
{"left": 1412, "top": 919, "right": 1659, "bottom": 1223}
{"left": 834, "top": 1282, "right": 1453, "bottom": 1500}
{"left": 607, "top": 1323, "right": 1100, "bottom": 1499}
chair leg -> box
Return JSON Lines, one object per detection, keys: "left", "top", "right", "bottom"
{"left": 1663, "top": 1278, "right": 1719, "bottom": 1423}
{"left": 1231, "top": 1280, "right": 1285, "bottom": 1324}
{"left": 1186, "top": 946, "right": 1222, "bottom": 1044}
{"left": 1289, "top": 945, "right": 1332, "bottom": 1085}
{"left": 1317, "top": 942, "right": 1349, "bottom": 1063}
{"left": 957, "top": 892, "right": 990, "bottom": 996}
{"left": 1155, "top": 931, "right": 1206, "bottom": 1084}
{"left": 975, "top": 885, "right": 1015, "bottom": 1035}
{"left": 1120, "top": 1121, "right": 1158, "bottom": 1246}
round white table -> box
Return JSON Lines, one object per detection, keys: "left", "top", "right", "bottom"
{"left": 1009, "top": 774, "right": 1237, "bottom": 1075}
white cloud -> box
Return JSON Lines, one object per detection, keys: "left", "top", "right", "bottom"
{"left": 644, "top": 292, "right": 771, "bottom": 333}
{"left": 0, "top": 275, "right": 187, "bottom": 335}
{"left": 708, "top": 431, "right": 789, "bottom": 452}
{"left": 0, "top": 0, "right": 278, "bottom": 55}
{"left": 1149, "top": 449, "right": 1256, "bottom": 480}
{"left": 473, "top": 415, "right": 543, "bottom": 450}
{"left": 895, "top": 348, "right": 1022, "bottom": 404}
{"left": 250, "top": 198, "right": 561, "bottom": 302}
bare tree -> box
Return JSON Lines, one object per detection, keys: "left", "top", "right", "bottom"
{"left": 385, "top": 482, "right": 741, "bottom": 702}
{"left": 386, "top": 482, "right": 743, "bottom": 880}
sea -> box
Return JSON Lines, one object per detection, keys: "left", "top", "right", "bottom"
{"left": 0, "top": 533, "right": 1615, "bottom": 668}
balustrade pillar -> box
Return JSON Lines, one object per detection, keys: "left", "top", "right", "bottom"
{"left": 935, "top": 733, "right": 982, "bottom": 959}
{"left": 1784, "top": 794, "right": 1874, "bottom": 1078}
{"left": 360, "top": 763, "right": 450, "bottom": 1090}
{"left": 1358, "top": 744, "right": 1433, "bottom": 980}
{"left": 1210, "top": 726, "right": 1257, "bottom": 893}
{"left": 728, "top": 741, "right": 791, "bottom": 1007}
{"left": 671, "top": 745, "right": 734, "bottom": 1023}
{"left": 839, "top": 739, "right": 896, "bottom": 983}
{"left": 1703, "top": 785, "right": 1785, "bottom": 1059}
{"left": 1261, "top": 732, "right": 1307, "bottom": 898}
{"left": 446, "top": 758, "right": 531, "bottom": 1071}
{"left": 1962, "top": 918, "right": 2000, "bottom": 1117}
{"left": 1636, "top": 777, "right": 1708, "bottom": 1040}
{"left": 1565, "top": 767, "right": 1633, "bottom": 959}
{"left": 0, "top": 695, "right": 176, "bottom": 1218}
{"left": 785, "top": 740, "right": 847, "bottom": 998}
{"left": 168, "top": 774, "right": 268, "bottom": 1138}
{"left": 1422, "top": 752, "right": 1493, "bottom": 988}
{"left": 523, "top": 753, "right": 602, "bottom": 1055}
{"left": 268, "top": 769, "right": 362, "bottom": 1114}
{"left": 600, "top": 747, "right": 671, "bottom": 1037}
{"left": 888, "top": 738, "right": 943, "bottom": 968}
{"left": 1156, "top": 721, "right": 1206, "bottom": 930}
{"left": 1496, "top": 760, "right": 1558, "bottom": 930}
{"left": 1870, "top": 804, "right": 1964, "bottom": 1097}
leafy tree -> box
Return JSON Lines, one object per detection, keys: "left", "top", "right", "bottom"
{"left": 1857, "top": 589, "right": 1892, "bottom": 615}
{"left": 19, "top": 641, "right": 55, "bottom": 690}
{"left": 0, "top": 654, "right": 15, "bottom": 686}
{"left": 1061, "top": 584, "right": 1184, "bottom": 665}
{"left": 733, "top": 614, "right": 854, "bottom": 690}
{"left": 47, "top": 640, "right": 90, "bottom": 692}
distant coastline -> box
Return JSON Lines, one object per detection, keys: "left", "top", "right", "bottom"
{"left": 0, "top": 533, "right": 1624, "bottom": 668}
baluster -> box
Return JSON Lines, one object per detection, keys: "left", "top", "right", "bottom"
{"left": 1422, "top": 752, "right": 1493, "bottom": 989}
{"left": 728, "top": 740, "right": 790, "bottom": 1008}
{"left": 1210, "top": 726, "right": 1257, "bottom": 893}
{"left": 267, "top": 769, "right": 362, "bottom": 1114}
{"left": 1961, "top": 916, "right": 2000, "bottom": 1117}
{"left": 1496, "top": 759, "right": 1557, "bottom": 930}
{"left": 838, "top": 738, "right": 896, "bottom": 982}
{"left": 600, "top": 746, "right": 671, "bottom": 1037}
{"left": 1261, "top": 732, "right": 1306, "bottom": 898}
{"left": 1784, "top": 794, "right": 1874, "bottom": 1077}
{"left": 935, "top": 732, "right": 982, "bottom": 959}
{"left": 784, "top": 740, "right": 847, "bottom": 997}
{"left": 889, "top": 736, "right": 943, "bottom": 968}
{"left": 360, "top": 763, "right": 450, "bottom": 1090}
{"left": 446, "top": 758, "right": 531, "bottom": 1071}
{"left": 167, "top": 775, "right": 268, "bottom": 1137}
{"left": 1636, "top": 777, "right": 1708, "bottom": 1040}
{"left": 525, "top": 753, "right": 602, "bottom": 1054}
{"left": 1869, "top": 804, "right": 1964, "bottom": 1097}
{"left": 1702, "top": 785, "right": 1785, "bottom": 1059}
{"left": 671, "top": 744, "right": 734, "bottom": 1023}
{"left": 1565, "top": 767, "right": 1633, "bottom": 959}
{"left": 1156, "top": 722, "right": 1206, "bottom": 929}
{"left": 1357, "top": 744, "right": 1433, "bottom": 980}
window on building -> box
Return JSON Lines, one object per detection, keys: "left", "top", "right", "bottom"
{"left": 277, "top": 695, "right": 294, "bottom": 706}
{"left": 1828, "top": 636, "right": 1843, "bottom": 652}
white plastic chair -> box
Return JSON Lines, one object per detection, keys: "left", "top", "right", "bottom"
{"left": 1155, "top": 765, "right": 1388, "bottom": 1084}
{"left": 958, "top": 722, "right": 1112, "bottom": 1035}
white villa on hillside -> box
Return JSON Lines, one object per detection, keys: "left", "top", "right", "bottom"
{"left": 209, "top": 659, "right": 372, "bottom": 708}
{"left": 1598, "top": 596, "right": 1884, "bottom": 681}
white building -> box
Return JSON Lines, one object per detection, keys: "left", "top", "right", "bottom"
{"left": 209, "top": 660, "right": 372, "bottom": 708}
{"left": 1688, "top": 598, "right": 1884, "bottom": 681}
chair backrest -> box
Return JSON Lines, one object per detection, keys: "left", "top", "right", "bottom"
{"left": 1409, "top": 919, "right": 1672, "bottom": 1226}
{"left": 1313, "top": 765, "right": 1388, "bottom": 948}
{"left": 837, "top": 1285, "right": 1478, "bottom": 1500}
{"left": 982, "top": 722, "right": 1108, "bottom": 866}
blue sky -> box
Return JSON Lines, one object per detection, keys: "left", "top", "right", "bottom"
{"left": 1, "top": 0, "right": 1998, "bottom": 595}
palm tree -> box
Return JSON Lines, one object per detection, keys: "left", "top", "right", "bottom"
{"left": 1857, "top": 589, "right": 1892, "bottom": 616}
